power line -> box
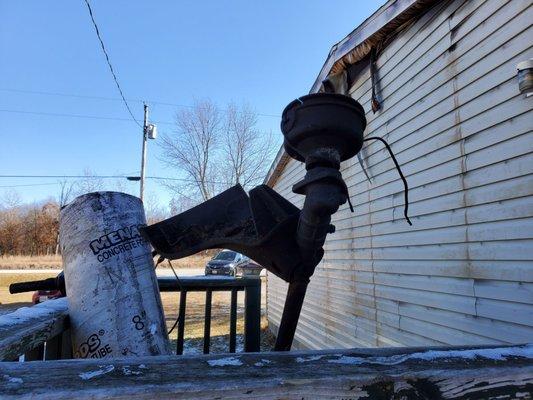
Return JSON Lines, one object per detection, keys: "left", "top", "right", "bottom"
{"left": 0, "top": 174, "right": 230, "bottom": 185}
{"left": 0, "top": 88, "right": 126, "bottom": 103}
{"left": 0, "top": 109, "right": 173, "bottom": 125}
{"left": 147, "top": 176, "right": 228, "bottom": 184}
{"left": 0, "top": 174, "right": 134, "bottom": 179}
{"left": 0, "top": 88, "right": 282, "bottom": 119}
{"left": 0, "top": 182, "right": 60, "bottom": 188}
{"left": 83, "top": 0, "right": 142, "bottom": 127}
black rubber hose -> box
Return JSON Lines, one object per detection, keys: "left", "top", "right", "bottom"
{"left": 364, "top": 136, "right": 412, "bottom": 225}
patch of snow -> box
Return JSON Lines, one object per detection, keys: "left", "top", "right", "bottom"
{"left": 150, "top": 323, "right": 157, "bottom": 335}
{"left": 182, "top": 345, "right": 203, "bottom": 355}
{"left": 296, "top": 355, "right": 324, "bottom": 363}
{"left": 207, "top": 357, "right": 243, "bottom": 367}
{"left": 3, "top": 375, "right": 23, "bottom": 384}
{"left": 138, "top": 364, "right": 147, "bottom": 369}
{"left": 254, "top": 359, "right": 273, "bottom": 367}
{"left": 329, "top": 355, "right": 405, "bottom": 366}
{"left": 410, "top": 345, "right": 533, "bottom": 361}
{"left": 79, "top": 365, "right": 115, "bottom": 380}
{"left": 122, "top": 366, "right": 142, "bottom": 376}
{"left": 328, "top": 345, "right": 533, "bottom": 366}
{"left": 0, "top": 298, "right": 68, "bottom": 327}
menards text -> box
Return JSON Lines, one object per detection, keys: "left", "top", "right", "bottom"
{"left": 89, "top": 225, "right": 147, "bottom": 262}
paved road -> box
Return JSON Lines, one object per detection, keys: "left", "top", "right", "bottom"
{"left": 157, "top": 268, "right": 266, "bottom": 277}
{"left": 0, "top": 268, "right": 205, "bottom": 276}
{"left": 157, "top": 268, "right": 205, "bottom": 277}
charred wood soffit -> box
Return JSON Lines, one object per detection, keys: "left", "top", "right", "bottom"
{"left": 264, "top": 0, "right": 441, "bottom": 188}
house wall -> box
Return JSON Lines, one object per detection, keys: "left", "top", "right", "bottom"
{"left": 267, "top": 0, "right": 533, "bottom": 349}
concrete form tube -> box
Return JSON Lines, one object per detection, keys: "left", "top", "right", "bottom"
{"left": 60, "top": 192, "right": 170, "bottom": 359}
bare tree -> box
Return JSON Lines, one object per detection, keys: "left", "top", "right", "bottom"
{"left": 0, "top": 189, "right": 22, "bottom": 209}
{"left": 168, "top": 193, "right": 198, "bottom": 214}
{"left": 112, "top": 177, "right": 134, "bottom": 196}
{"left": 160, "top": 99, "right": 222, "bottom": 202}
{"left": 74, "top": 168, "right": 104, "bottom": 195}
{"left": 222, "top": 102, "right": 275, "bottom": 190}
{"left": 159, "top": 99, "right": 275, "bottom": 205}
{"left": 143, "top": 192, "right": 168, "bottom": 224}
{"left": 57, "top": 179, "right": 76, "bottom": 207}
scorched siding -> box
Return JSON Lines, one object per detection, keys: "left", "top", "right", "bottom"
{"left": 267, "top": 0, "right": 533, "bottom": 349}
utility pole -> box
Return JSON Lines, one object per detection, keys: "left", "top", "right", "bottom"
{"left": 140, "top": 103, "right": 148, "bottom": 201}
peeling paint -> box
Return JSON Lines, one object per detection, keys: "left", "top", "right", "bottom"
{"left": 79, "top": 365, "right": 115, "bottom": 380}
{"left": 254, "top": 359, "right": 273, "bottom": 367}
{"left": 3, "top": 374, "right": 23, "bottom": 384}
{"left": 122, "top": 366, "right": 142, "bottom": 376}
{"left": 207, "top": 357, "right": 243, "bottom": 367}
{"left": 329, "top": 345, "right": 533, "bottom": 366}
{"left": 296, "top": 355, "right": 325, "bottom": 363}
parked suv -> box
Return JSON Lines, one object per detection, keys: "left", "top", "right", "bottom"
{"left": 205, "top": 250, "right": 249, "bottom": 276}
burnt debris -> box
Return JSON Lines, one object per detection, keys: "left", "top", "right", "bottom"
{"left": 141, "top": 93, "right": 368, "bottom": 351}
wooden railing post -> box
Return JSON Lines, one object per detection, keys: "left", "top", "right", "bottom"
{"left": 0, "top": 298, "right": 69, "bottom": 361}
{"left": 244, "top": 277, "right": 261, "bottom": 352}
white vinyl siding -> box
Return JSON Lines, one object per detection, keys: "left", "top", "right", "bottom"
{"left": 267, "top": 0, "right": 533, "bottom": 349}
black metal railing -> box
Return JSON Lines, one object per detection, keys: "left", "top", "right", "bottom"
{"left": 2, "top": 275, "right": 261, "bottom": 360}
{"left": 158, "top": 276, "right": 261, "bottom": 354}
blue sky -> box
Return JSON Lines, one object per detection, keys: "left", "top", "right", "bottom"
{"left": 0, "top": 0, "right": 381, "bottom": 209}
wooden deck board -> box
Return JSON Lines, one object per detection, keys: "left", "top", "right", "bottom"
{"left": 1, "top": 344, "right": 531, "bottom": 399}
{"left": 0, "top": 298, "right": 68, "bottom": 361}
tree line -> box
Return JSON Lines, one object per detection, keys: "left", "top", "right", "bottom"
{"left": 0, "top": 189, "right": 168, "bottom": 257}
{"left": 0, "top": 171, "right": 175, "bottom": 257}
{"left": 0, "top": 196, "right": 59, "bottom": 256}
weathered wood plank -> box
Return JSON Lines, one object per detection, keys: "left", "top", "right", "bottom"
{"left": 0, "top": 345, "right": 531, "bottom": 399}
{"left": 0, "top": 298, "right": 69, "bottom": 361}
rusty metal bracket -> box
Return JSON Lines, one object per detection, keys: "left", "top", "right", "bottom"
{"left": 141, "top": 93, "right": 368, "bottom": 351}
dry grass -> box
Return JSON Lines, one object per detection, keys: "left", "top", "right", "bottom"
{"left": 154, "top": 254, "right": 211, "bottom": 269}
{"left": 0, "top": 254, "right": 210, "bottom": 270}
{"left": 0, "top": 255, "right": 62, "bottom": 270}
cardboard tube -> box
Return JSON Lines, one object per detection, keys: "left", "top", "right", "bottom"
{"left": 60, "top": 192, "right": 171, "bottom": 359}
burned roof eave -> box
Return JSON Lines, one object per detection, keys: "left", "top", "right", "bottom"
{"left": 309, "top": 0, "right": 439, "bottom": 93}
{"left": 265, "top": 0, "right": 439, "bottom": 188}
